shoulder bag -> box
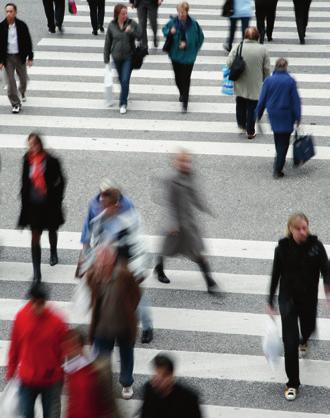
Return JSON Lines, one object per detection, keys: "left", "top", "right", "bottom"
{"left": 229, "top": 42, "right": 246, "bottom": 81}
{"left": 222, "top": 0, "right": 233, "bottom": 18}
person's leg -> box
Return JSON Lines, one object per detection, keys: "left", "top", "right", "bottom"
{"left": 48, "top": 229, "right": 58, "bottom": 266}
{"left": 148, "top": 2, "right": 158, "bottom": 46}
{"left": 4, "top": 55, "right": 20, "bottom": 106}
{"left": 241, "top": 17, "right": 250, "bottom": 39}
{"left": 97, "top": 0, "right": 105, "bottom": 30}
{"left": 42, "top": 0, "right": 56, "bottom": 32}
{"left": 138, "top": 292, "right": 153, "bottom": 343}
{"left": 303, "top": 0, "right": 312, "bottom": 37}
{"left": 196, "top": 256, "right": 217, "bottom": 292}
{"left": 31, "top": 229, "right": 42, "bottom": 282}
{"left": 293, "top": 0, "right": 305, "bottom": 43}
{"left": 171, "top": 61, "right": 182, "bottom": 98}
{"left": 137, "top": 4, "right": 148, "bottom": 50}
{"left": 246, "top": 99, "right": 258, "bottom": 136}
{"left": 119, "top": 58, "right": 132, "bottom": 106}
{"left": 273, "top": 132, "right": 290, "bottom": 175}
{"left": 266, "top": 0, "right": 278, "bottom": 41}
{"left": 227, "top": 18, "right": 237, "bottom": 50}
{"left": 93, "top": 336, "right": 115, "bottom": 357}
{"left": 279, "top": 298, "right": 300, "bottom": 389}
{"left": 255, "top": 4, "right": 266, "bottom": 44}
{"left": 40, "top": 381, "right": 62, "bottom": 418}
{"left": 117, "top": 336, "right": 134, "bottom": 388}
{"left": 236, "top": 96, "right": 247, "bottom": 130}
{"left": 299, "top": 302, "right": 317, "bottom": 345}
{"left": 181, "top": 63, "right": 194, "bottom": 110}
{"left": 87, "top": 0, "right": 98, "bottom": 32}
{"left": 54, "top": 0, "right": 65, "bottom": 30}
{"left": 19, "top": 384, "right": 39, "bottom": 418}
{"left": 15, "top": 57, "right": 28, "bottom": 99}
{"left": 154, "top": 254, "right": 170, "bottom": 283}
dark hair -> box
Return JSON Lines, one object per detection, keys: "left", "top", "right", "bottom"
{"left": 28, "top": 282, "right": 49, "bottom": 302}
{"left": 153, "top": 353, "right": 175, "bottom": 374}
{"left": 244, "top": 26, "right": 259, "bottom": 41}
{"left": 5, "top": 3, "right": 17, "bottom": 11}
{"left": 27, "top": 132, "right": 45, "bottom": 152}
{"left": 113, "top": 3, "right": 127, "bottom": 20}
{"left": 275, "top": 57, "right": 288, "bottom": 71}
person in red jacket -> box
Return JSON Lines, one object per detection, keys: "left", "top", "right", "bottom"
{"left": 6, "top": 283, "right": 68, "bottom": 418}
{"left": 62, "top": 328, "right": 121, "bottom": 418}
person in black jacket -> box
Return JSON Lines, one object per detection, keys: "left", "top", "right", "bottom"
{"left": 254, "top": 0, "right": 278, "bottom": 43}
{"left": 0, "top": 3, "right": 33, "bottom": 113}
{"left": 140, "top": 353, "right": 202, "bottom": 418}
{"left": 18, "top": 133, "right": 66, "bottom": 282}
{"left": 293, "top": 0, "right": 312, "bottom": 44}
{"left": 42, "top": 0, "right": 65, "bottom": 33}
{"left": 267, "top": 213, "right": 330, "bottom": 401}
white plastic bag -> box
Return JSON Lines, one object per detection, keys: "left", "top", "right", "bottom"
{"left": 71, "top": 277, "right": 92, "bottom": 318}
{"left": 0, "top": 379, "right": 22, "bottom": 417}
{"left": 104, "top": 64, "right": 113, "bottom": 107}
{"left": 262, "top": 316, "right": 282, "bottom": 370}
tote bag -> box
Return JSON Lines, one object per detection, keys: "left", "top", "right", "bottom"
{"left": 0, "top": 379, "right": 22, "bottom": 418}
{"left": 68, "top": 0, "right": 77, "bottom": 15}
{"left": 222, "top": 65, "right": 234, "bottom": 95}
{"left": 104, "top": 64, "right": 113, "bottom": 107}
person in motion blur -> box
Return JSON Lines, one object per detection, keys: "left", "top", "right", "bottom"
{"left": 0, "top": 3, "right": 33, "bottom": 114}
{"left": 88, "top": 244, "right": 141, "bottom": 400}
{"left": 227, "top": 27, "right": 270, "bottom": 139}
{"left": 256, "top": 58, "right": 301, "bottom": 178}
{"left": 254, "top": 0, "right": 278, "bottom": 43}
{"left": 223, "top": 0, "right": 252, "bottom": 52}
{"left": 293, "top": 0, "right": 312, "bottom": 44}
{"left": 79, "top": 178, "right": 153, "bottom": 344}
{"left": 42, "top": 0, "right": 65, "bottom": 33}
{"left": 154, "top": 151, "right": 218, "bottom": 294}
{"left": 18, "top": 133, "right": 66, "bottom": 281}
{"left": 104, "top": 3, "right": 142, "bottom": 114}
{"left": 140, "top": 353, "right": 202, "bottom": 418}
{"left": 267, "top": 213, "right": 330, "bottom": 401}
{"left": 63, "top": 328, "right": 122, "bottom": 418}
{"left": 87, "top": 0, "right": 105, "bottom": 36}
{"left": 130, "top": 0, "right": 163, "bottom": 52}
{"left": 6, "top": 283, "right": 68, "bottom": 418}
{"left": 162, "top": 2, "right": 204, "bottom": 113}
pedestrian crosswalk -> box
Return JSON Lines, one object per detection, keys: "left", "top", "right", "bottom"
{"left": 1, "top": 0, "right": 330, "bottom": 416}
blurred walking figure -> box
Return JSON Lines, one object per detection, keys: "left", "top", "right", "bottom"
{"left": 267, "top": 213, "right": 330, "bottom": 401}
{"left": 104, "top": 3, "right": 142, "bottom": 114}
{"left": 18, "top": 133, "right": 66, "bottom": 281}
{"left": 88, "top": 245, "right": 141, "bottom": 400}
{"left": 0, "top": 3, "right": 33, "bottom": 114}
{"left": 6, "top": 283, "right": 68, "bottom": 418}
{"left": 227, "top": 27, "right": 270, "bottom": 139}
{"left": 140, "top": 353, "right": 202, "bottom": 418}
{"left": 162, "top": 2, "right": 204, "bottom": 113}
{"left": 63, "top": 329, "right": 122, "bottom": 418}
{"left": 42, "top": 0, "right": 65, "bottom": 33}
{"left": 256, "top": 58, "right": 301, "bottom": 178}
{"left": 87, "top": 0, "right": 105, "bottom": 35}
{"left": 293, "top": 0, "right": 312, "bottom": 44}
{"left": 254, "top": 0, "right": 278, "bottom": 43}
{"left": 130, "top": 0, "right": 163, "bottom": 52}
{"left": 154, "top": 151, "right": 218, "bottom": 294}
{"left": 223, "top": 0, "right": 252, "bottom": 52}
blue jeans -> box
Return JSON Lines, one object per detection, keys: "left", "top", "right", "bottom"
{"left": 19, "top": 381, "right": 62, "bottom": 418}
{"left": 138, "top": 292, "right": 153, "bottom": 331}
{"left": 93, "top": 336, "right": 134, "bottom": 387}
{"left": 228, "top": 17, "right": 250, "bottom": 50}
{"left": 113, "top": 57, "right": 132, "bottom": 106}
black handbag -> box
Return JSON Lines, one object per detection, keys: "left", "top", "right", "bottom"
{"left": 131, "top": 45, "right": 148, "bottom": 69}
{"left": 222, "top": 0, "right": 233, "bottom": 17}
{"left": 293, "top": 130, "right": 315, "bottom": 165}
{"left": 163, "top": 33, "right": 173, "bottom": 53}
{"left": 229, "top": 42, "right": 246, "bottom": 81}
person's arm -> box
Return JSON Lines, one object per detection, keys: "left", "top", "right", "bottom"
{"left": 256, "top": 79, "right": 268, "bottom": 120}
{"left": 130, "top": 20, "right": 142, "bottom": 40}
{"left": 162, "top": 18, "right": 173, "bottom": 38}
{"left": 25, "top": 22, "right": 33, "bottom": 63}
{"left": 267, "top": 246, "right": 281, "bottom": 309}
{"left": 80, "top": 200, "right": 96, "bottom": 247}
{"left": 6, "top": 319, "right": 20, "bottom": 380}
{"left": 263, "top": 50, "right": 271, "bottom": 80}
{"left": 226, "top": 43, "right": 237, "bottom": 68}
{"left": 195, "top": 21, "right": 204, "bottom": 50}
{"left": 291, "top": 78, "right": 301, "bottom": 125}
{"left": 319, "top": 242, "right": 330, "bottom": 300}
{"left": 104, "top": 26, "right": 112, "bottom": 64}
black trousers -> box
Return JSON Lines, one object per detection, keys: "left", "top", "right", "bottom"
{"left": 274, "top": 132, "right": 290, "bottom": 174}
{"left": 293, "top": 0, "right": 312, "bottom": 43}
{"left": 137, "top": 0, "right": 158, "bottom": 50}
{"left": 42, "top": 0, "right": 65, "bottom": 32}
{"left": 279, "top": 297, "right": 317, "bottom": 388}
{"left": 172, "top": 61, "right": 194, "bottom": 106}
{"left": 255, "top": 0, "right": 278, "bottom": 43}
{"left": 87, "top": 0, "right": 105, "bottom": 32}
{"left": 236, "top": 96, "right": 258, "bottom": 135}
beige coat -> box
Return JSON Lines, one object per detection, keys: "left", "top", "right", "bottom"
{"left": 227, "top": 39, "right": 271, "bottom": 101}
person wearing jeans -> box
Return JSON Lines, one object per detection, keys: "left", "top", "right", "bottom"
{"left": 113, "top": 57, "right": 132, "bottom": 109}
{"left": 19, "top": 381, "right": 62, "bottom": 418}
{"left": 223, "top": 0, "right": 252, "bottom": 52}
{"left": 87, "top": 0, "right": 105, "bottom": 35}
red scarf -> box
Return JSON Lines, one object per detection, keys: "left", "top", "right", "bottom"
{"left": 28, "top": 152, "right": 47, "bottom": 195}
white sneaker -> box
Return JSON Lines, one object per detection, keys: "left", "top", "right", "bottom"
{"left": 120, "top": 105, "right": 127, "bottom": 114}
{"left": 121, "top": 385, "right": 133, "bottom": 400}
{"left": 284, "top": 387, "right": 297, "bottom": 401}
{"left": 12, "top": 105, "right": 20, "bottom": 114}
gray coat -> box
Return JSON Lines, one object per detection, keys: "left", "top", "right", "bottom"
{"left": 104, "top": 18, "right": 142, "bottom": 62}
{"left": 161, "top": 172, "right": 211, "bottom": 262}
{"left": 227, "top": 39, "right": 271, "bottom": 100}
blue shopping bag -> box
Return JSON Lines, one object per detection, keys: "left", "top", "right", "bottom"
{"left": 222, "top": 65, "right": 234, "bottom": 96}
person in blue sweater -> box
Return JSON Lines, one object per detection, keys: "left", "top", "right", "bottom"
{"left": 162, "top": 2, "right": 204, "bottom": 113}
{"left": 256, "top": 58, "right": 301, "bottom": 178}
{"left": 223, "top": 0, "right": 252, "bottom": 52}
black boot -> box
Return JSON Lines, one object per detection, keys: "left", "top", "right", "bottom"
{"left": 198, "top": 258, "right": 218, "bottom": 294}
{"left": 49, "top": 230, "right": 58, "bottom": 266}
{"left": 154, "top": 257, "right": 170, "bottom": 284}
{"left": 31, "top": 244, "right": 42, "bottom": 282}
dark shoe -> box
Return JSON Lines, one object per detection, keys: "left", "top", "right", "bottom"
{"left": 99, "top": 26, "right": 105, "bottom": 33}
{"left": 50, "top": 253, "right": 58, "bottom": 266}
{"left": 179, "top": 94, "right": 183, "bottom": 102}
{"left": 247, "top": 133, "right": 256, "bottom": 140}
{"left": 153, "top": 36, "right": 159, "bottom": 48}
{"left": 206, "top": 277, "right": 219, "bottom": 294}
{"left": 48, "top": 28, "right": 56, "bottom": 34}
{"left": 141, "top": 328, "right": 153, "bottom": 344}
{"left": 267, "top": 36, "right": 273, "bottom": 42}
{"left": 158, "top": 273, "right": 170, "bottom": 283}
{"left": 56, "top": 25, "right": 63, "bottom": 33}
{"left": 299, "top": 37, "right": 305, "bottom": 45}
{"left": 273, "top": 171, "right": 284, "bottom": 178}
{"left": 92, "top": 30, "right": 98, "bottom": 36}
{"left": 181, "top": 103, "right": 188, "bottom": 114}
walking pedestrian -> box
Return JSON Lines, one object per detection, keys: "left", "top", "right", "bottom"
{"left": 266, "top": 213, "right": 330, "bottom": 401}
{"left": 254, "top": 0, "right": 278, "bottom": 43}
{"left": 154, "top": 151, "right": 218, "bottom": 294}
{"left": 140, "top": 353, "right": 202, "bottom": 418}
{"left": 6, "top": 283, "right": 68, "bottom": 418}
{"left": 162, "top": 2, "right": 204, "bottom": 113}
{"left": 223, "top": 0, "right": 252, "bottom": 52}
{"left": 227, "top": 27, "right": 270, "bottom": 139}
{"left": 104, "top": 3, "right": 142, "bottom": 114}
{"left": 88, "top": 245, "right": 141, "bottom": 400}
{"left": 87, "top": 0, "right": 105, "bottom": 36}
{"left": 18, "top": 133, "right": 66, "bottom": 282}
{"left": 256, "top": 58, "right": 301, "bottom": 178}
{"left": 42, "top": 0, "right": 65, "bottom": 33}
{"left": 0, "top": 3, "right": 33, "bottom": 114}
{"left": 130, "top": 0, "right": 163, "bottom": 52}
{"left": 293, "top": 0, "right": 312, "bottom": 44}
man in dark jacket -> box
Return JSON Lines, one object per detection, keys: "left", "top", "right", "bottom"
{"left": 42, "top": 0, "right": 65, "bottom": 33}
{"left": 267, "top": 213, "right": 330, "bottom": 401}
{"left": 254, "top": 0, "right": 278, "bottom": 43}
{"left": 0, "top": 3, "right": 33, "bottom": 113}
{"left": 256, "top": 58, "right": 301, "bottom": 178}
{"left": 140, "top": 353, "right": 202, "bottom": 418}
{"left": 293, "top": 0, "right": 312, "bottom": 44}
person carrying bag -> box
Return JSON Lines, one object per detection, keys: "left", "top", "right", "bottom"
{"left": 228, "top": 41, "right": 246, "bottom": 81}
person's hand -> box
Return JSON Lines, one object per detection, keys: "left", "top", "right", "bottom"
{"left": 125, "top": 25, "right": 132, "bottom": 33}
{"left": 266, "top": 304, "right": 277, "bottom": 317}
{"left": 27, "top": 60, "right": 33, "bottom": 67}
{"left": 170, "top": 26, "right": 176, "bottom": 35}
{"left": 0, "top": 63, "right": 4, "bottom": 70}
{"left": 324, "top": 284, "right": 330, "bottom": 310}
{"left": 179, "top": 41, "right": 186, "bottom": 49}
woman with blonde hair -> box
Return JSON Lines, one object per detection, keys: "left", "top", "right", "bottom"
{"left": 267, "top": 213, "right": 330, "bottom": 401}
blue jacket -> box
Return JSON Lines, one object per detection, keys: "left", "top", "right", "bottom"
{"left": 162, "top": 16, "right": 204, "bottom": 64}
{"left": 232, "top": 0, "right": 252, "bottom": 18}
{"left": 256, "top": 71, "right": 301, "bottom": 133}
